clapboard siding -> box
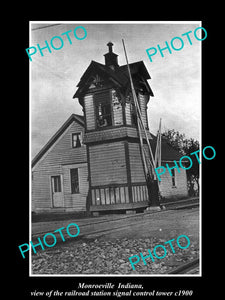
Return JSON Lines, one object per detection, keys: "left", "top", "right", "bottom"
{"left": 84, "top": 126, "right": 151, "bottom": 144}
{"left": 84, "top": 94, "right": 95, "bottom": 130}
{"left": 32, "top": 167, "right": 60, "bottom": 210}
{"left": 138, "top": 93, "right": 148, "bottom": 129}
{"left": 34, "top": 121, "right": 86, "bottom": 172}
{"left": 32, "top": 120, "right": 88, "bottom": 212}
{"left": 125, "top": 103, "right": 132, "bottom": 125}
{"left": 62, "top": 163, "right": 88, "bottom": 211}
{"left": 129, "top": 142, "right": 146, "bottom": 183}
{"left": 89, "top": 142, "right": 127, "bottom": 186}
{"left": 159, "top": 162, "right": 188, "bottom": 199}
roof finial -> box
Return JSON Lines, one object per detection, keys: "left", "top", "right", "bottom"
{"left": 107, "top": 41, "right": 113, "bottom": 53}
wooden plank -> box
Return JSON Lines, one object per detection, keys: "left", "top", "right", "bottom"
{"left": 125, "top": 186, "right": 129, "bottom": 203}
{"left": 132, "top": 186, "right": 136, "bottom": 202}
{"left": 105, "top": 188, "right": 110, "bottom": 205}
{"left": 84, "top": 126, "right": 152, "bottom": 144}
{"left": 89, "top": 141, "right": 127, "bottom": 186}
{"left": 137, "top": 186, "right": 140, "bottom": 202}
{"left": 120, "top": 187, "right": 125, "bottom": 204}
{"left": 139, "top": 186, "right": 143, "bottom": 202}
{"left": 95, "top": 189, "right": 100, "bottom": 205}
{"left": 125, "top": 103, "right": 131, "bottom": 125}
{"left": 124, "top": 141, "right": 133, "bottom": 203}
{"left": 115, "top": 187, "right": 120, "bottom": 204}
{"left": 138, "top": 93, "right": 148, "bottom": 129}
{"left": 34, "top": 121, "right": 86, "bottom": 172}
{"left": 110, "top": 188, "right": 115, "bottom": 204}
{"left": 84, "top": 94, "right": 95, "bottom": 130}
{"left": 61, "top": 163, "right": 88, "bottom": 211}
{"left": 129, "top": 142, "right": 146, "bottom": 183}
{"left": 100, "top": 189, "right": 105, "bottom": 205}
{"left": 91, "top": 190, "right": 95, "bottom": 205}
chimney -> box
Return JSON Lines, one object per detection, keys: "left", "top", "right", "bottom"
{"left": 104, "top": 42, "right": 119, "bottom": 70}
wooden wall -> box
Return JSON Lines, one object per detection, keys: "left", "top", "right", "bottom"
{"left": 132, "top": 184, "right": 148, "bottom": 203}
{"left": 91, "top": 185, "right": 130, "bottom": 206}
{"left": 83, "top": 89, "right": 149, "bottom": 130}
{"left": 32, "top": 121, "right": 88, "bottom": 212}
{"left": 89, "top": 141, "right": 128, "bottom": 206}
{"left": 128, "top": 142, "right": 149, "bottom": 203}
{"left": 159, "top": 162, "right": 188, "bottom": 200}
{"left": 84, "top": 94, "right": 95, "bottom": 130}
{"left": 129, "top": 142, "right": 146, "bottom": 183}
{"left": 62, "top": 163, "right": 88, "bottom": 211}
{"left": 89, "top": 141, "right": 127, "bottom": 186}
{"left": 138, "top": 93, "right": 148, "bottom": 129}
{"left": 125, "top": 103, "right": 132, "bottom": 125}
{"left": 89, "top": 140, "right": 150, "bottom": 207}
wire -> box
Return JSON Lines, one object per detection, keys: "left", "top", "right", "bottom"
{"left": 32, "top": 24, "right": 62, "bottom": 31}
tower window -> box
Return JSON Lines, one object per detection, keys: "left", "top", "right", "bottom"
{"left": 72, "top": 133, "right": 82, "bottom": 148}
{"left": 95, "top": 91, "right": 112, "bottom": 128}
{"left": 131, "top": 103, "right": 138, "bottom": 126}
{"left": 171, "top": 169, "right": 176, "bottom": 187}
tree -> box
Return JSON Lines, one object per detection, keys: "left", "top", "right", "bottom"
{"left": 162, "top": 129, "right": 200, "bottom": 196}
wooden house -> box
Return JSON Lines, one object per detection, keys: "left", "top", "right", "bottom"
{"left": 150, "top": 134, "right": 188, "bottom": 201}
{"left": 32, "top": 114, "right": 88, "bottom": 212}
{"left": 31, "top": 42, "right": 188, "bottom": 214}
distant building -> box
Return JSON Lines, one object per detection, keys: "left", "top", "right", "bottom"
{"left": 32, "top": 43, "right": 188, "bottom": 213}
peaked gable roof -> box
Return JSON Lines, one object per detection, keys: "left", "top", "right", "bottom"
{"left": 119, "top": 61, "right": 151, "bottom": 80}
{"left": 32, "top": 114, "right": 84, "bottom": 168}
{"left": 73, "top": 60, "right": 153, "bottom": 99}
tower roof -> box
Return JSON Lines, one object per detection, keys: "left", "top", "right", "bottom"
{"left": 73, "top": 42, "right": 154, "bottom": 100}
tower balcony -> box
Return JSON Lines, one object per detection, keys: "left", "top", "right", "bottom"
{"left": 84, "top": 126, "right": 152, "bottom": 145}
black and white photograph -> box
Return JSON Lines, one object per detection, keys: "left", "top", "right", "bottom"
{"left": 28, "top": 22, "right": 202, "bottom": 276}
{"left": 16, "top": 18, "right": 219, "bottom": 298}
{"left": 29, "top": 21, "right": 202, "bottom": 278}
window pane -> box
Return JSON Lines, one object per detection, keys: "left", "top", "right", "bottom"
{"left": 72, "top": 133, "right": 82, "bottom": 148}
{"left": 76, "top": 134, "right": 81, "bottom": 147}
{"left": 70, "top": 168, "right": 79, "bottom": 194}
{"left": 52, "top": 176, "right": 61, "bottom": 192}
{"left": 72, "top": 134, "right": 77, "bottom": 146}
{"left": 172, "top": 177, "right": 175, "bottom": 186}
{"left": 171, "top": 169, "right": 175, "bottom": 186}
{"left": 95, "top": 91, "right": 112, "bottom": 128}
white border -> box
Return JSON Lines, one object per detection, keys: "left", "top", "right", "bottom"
{"left": 29, "top": 20, "right": 202, "bottom": 277}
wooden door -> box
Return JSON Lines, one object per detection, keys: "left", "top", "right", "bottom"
{"left": 51, "top": 175, "right": 64, "bottom": 207}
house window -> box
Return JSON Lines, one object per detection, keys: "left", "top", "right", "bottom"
{"left": 95, "top": 92, "right": 112, "bottom": 128}
{"left": 171, "top": 169, "right": 176, "bottom": 187}
{"left": 72, "top": 133, "right": 82, "bottom": 148}
{"left": 51, "top": 175, "right": 62, "bottom": 192}
{"left": 70, "top": 168, "right": 79, "bottom": 194}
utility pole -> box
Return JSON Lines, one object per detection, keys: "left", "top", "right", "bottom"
{"left": 122, "top": 39, "right": 160, "bottom": 208}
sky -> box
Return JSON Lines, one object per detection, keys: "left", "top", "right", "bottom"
{"left": 30, "top": 21, "right": 201, "bottom": 159}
